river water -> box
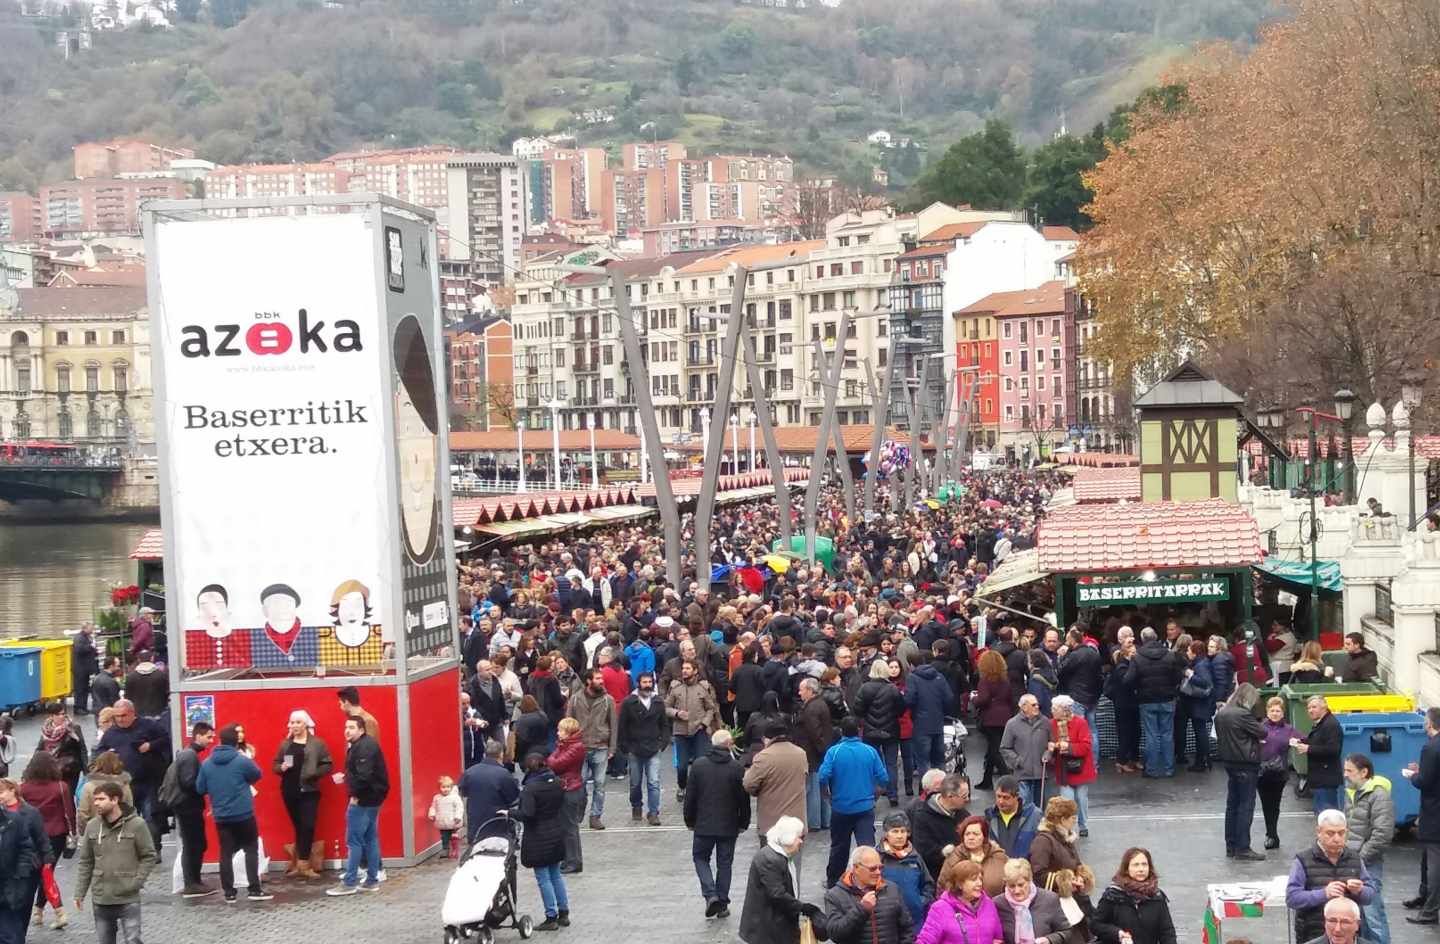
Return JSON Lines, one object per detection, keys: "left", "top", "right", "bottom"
{"left": 0, "top": 521, "right": 153, "bottom": 638}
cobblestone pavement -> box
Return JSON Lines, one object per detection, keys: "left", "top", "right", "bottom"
{"left": 11, "top": 712, "right": 1432, "bottom": 943}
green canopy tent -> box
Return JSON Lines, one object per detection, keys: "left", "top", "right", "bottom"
{"left": 1254, "top": 558, "right": 1343, "bottom": 596}
{"left": 773, "top": 535, "right": 837, "bottom": 574}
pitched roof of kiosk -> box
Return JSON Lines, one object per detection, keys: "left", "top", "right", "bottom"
{"left": 1132, "top": 360, "right": 1245, "bottom": 408}
{"left": 1037, "top": 499, "right": 1263, "bottom": 573}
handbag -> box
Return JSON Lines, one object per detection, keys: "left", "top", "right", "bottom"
{"left": 1062, "top": 754, "right": 1084, "bottom": 775}
{"left": 1179, "top": 676, "right": 1203, "bottom": 698}
{"left": 1259, "top": 754, "right": 1287, "bottom": 779}
{"left": 799, "top": 915, "right": 819, "bottom": 944}
{"left": 41, "top": 863, "right": 62, "bottom": 909}
{"left": 62, "top": 803, "right": 77, "bottom": 859}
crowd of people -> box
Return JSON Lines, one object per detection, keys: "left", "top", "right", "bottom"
{"left": 0, "top": 466, "right": 1437, "bottom": 944}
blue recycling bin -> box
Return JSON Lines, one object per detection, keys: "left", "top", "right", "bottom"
{"left": 1338, "top": 710, "right": 1429, "bottom": 828}
{"left": 0, "top": 646, "right": 42, "bottom": 712}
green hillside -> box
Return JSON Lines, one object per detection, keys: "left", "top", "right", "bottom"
{"left": 0, "top": 0, "right": 1275, "bottom": 192}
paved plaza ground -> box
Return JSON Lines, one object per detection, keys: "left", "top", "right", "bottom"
{"left": 10, "top": 710, "right": 1433, "bottom": 944}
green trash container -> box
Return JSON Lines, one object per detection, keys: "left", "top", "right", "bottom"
{"left": 1280, "top": 682, "right": 1384, "bottom": 777}
{"left": 772, "top": 535, "right": 837, "bottom": 575}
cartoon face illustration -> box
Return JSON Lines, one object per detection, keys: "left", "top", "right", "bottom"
{"left": 393, "top": 315, "right": 439, "bottom": 563}
{"left": 195, "top": 584, "right": 231, "bottom": 637}
{"left": 261, "top": 584, "right": 300, "bottom": 631}
{"left": 330, "top": 579, "right": 373, "bottom": 648}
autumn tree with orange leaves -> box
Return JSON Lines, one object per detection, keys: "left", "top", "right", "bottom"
{"left": 1077, "top": 0, "right": 1440, "bottom": 413}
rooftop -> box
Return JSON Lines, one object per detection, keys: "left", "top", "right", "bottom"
{"left": 1037, "top": 499, "right": 1264, "bottom": 573}
{"left": 15, "top": 286, "right": 148, "bottom": 317}
{"left": 676, "top": 240, "right": 824, "bottom": 275}
{"left": 1071, "top": 465, "right": 1142, "bottom": 503}
{"left": 919, "top": 221, "right": 990, "bottom": 242}
{"left": 1042, "top": 225, "right": 1081, "bottom": 241}
{"left": 1132, "top": 360, "right": 1245, "bottom": 409}
{"left": 449, "top": 429, "right": 640, "bottom": 453}
{"left": 956, "top": 280, "right": 1066, "bottom": 318}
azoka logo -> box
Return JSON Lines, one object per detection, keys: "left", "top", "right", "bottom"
{"left": 179, "top": 309, "right": 363, "bottom": 358}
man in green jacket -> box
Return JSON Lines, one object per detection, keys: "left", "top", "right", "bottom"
{"left": 74, "top": 781, "right": 158, "bottom": 944}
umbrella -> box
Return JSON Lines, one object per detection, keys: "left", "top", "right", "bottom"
{"left": 762, "top": 554, "right": 791, "bottom": 573}
{"left": 981, "top": 498, "right": 1003, "bottom": 509}
{"left": 922, "top": 499, "right": 941, "bottom": 510}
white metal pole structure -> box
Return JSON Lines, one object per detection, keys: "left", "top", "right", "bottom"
{"left": 701, "top": 406, "right": 712, "bottom": 471}
{"left": 557, "top": 261, "right": 684, "bottom": 587}
{"left": 730, "top": 413, "right": 740, "bottom": 475}
{"left": 863, "top": 358, "right": 890, "bottom": 520}
{"left": 733, "top": 307, "right": 794, "bottom": 544}
{"left": 748, "top": 411, "right": 756, "bottom": 473}
{"left": 692, "top": 269, "right": 750, "bottom": 590}
{"left": 549, "top": 399, "right": 563, "bottom": 490}
{"left": 639, "top": 424, "right": 648, "bottom": 484}
{"left": 589, "top": 423, "right": 598, "bottom": 490}
{"left": 802, "top": 308, "right": 854, "bottom": 564}
{"left": 517, "top": 419, "right": 527, "bottom": 493}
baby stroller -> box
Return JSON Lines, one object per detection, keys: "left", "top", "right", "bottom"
{"left": 442, "top": 813, "right": 534, "bottom": 944}
{"left": 942, "top": 716, "right": 969, "bottom": 777}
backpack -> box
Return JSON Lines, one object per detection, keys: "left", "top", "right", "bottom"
{"left": 155, "top": 752, "right": 189, "bottom": 811}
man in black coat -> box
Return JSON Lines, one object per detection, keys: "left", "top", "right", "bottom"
{"left": 793, "top": 678, "right": 836, "bottom": 832}
{"left": 1404, "top": 707, "right": 1440, "bottom": 920}
{"left": 617, "top": 672, "right": 667, "bottom": 825}
{"left": 468, "top": 659, "right": 509, "bottom": 747}
{"left": 992, "top": 628, "right": 1028, "bottom": 706}
{"left": 1298, "top": 695, "right": 1344, "bottom": 815}
{"left": 90, "top": 656, "right": 123, "bottom": 714}
{"left": 329, "top": 716, "right": 390, "bottom": 893}
{"left": 459, "top": 740, "right": 520, "bottom": 842}
{"left": 906, "top": 773, "right": 971, "bottom": 878}
{"left": 684, "top": 730, "right": 751, "bottom": 918}
{"left": 0, "top": 803, "right": 36, "bottom": 942}
{"left": 71, "top": 622, "right": 100, "bottom": 715}
{"left": 1125, "top": 627, "right": 1184, "bottom": 778}
{"left": 823, "top": 845, "right": 914, "bottom": 944}
{"left": 1214, "top": 684, "right": 1267, "bottom": 860}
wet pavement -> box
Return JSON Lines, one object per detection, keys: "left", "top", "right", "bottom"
{"left": 8, "top": 709, "right": 1433, "bottom": 943}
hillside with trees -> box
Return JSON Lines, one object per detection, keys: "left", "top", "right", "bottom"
{"left": 0, "top": 0, "right": 1275, "bottom": 196}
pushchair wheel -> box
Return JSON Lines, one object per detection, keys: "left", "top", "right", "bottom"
{"left": 517, "top": 916, "right": 534, "bottom": 939}
{"left": 443, "top": 930, "right": 459, "bottom": 944}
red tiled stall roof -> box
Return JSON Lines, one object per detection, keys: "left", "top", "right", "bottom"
{"left": 130, "top": 528, "right": 164, "bottom": 561}
{"left": 634, "top": 468, "right": 808, "bottom": 499}
{"left": 1071, "top": 466, "right": 1141, "bottom": 503}
{"left": 454, "top": 486, "right": 638, "bottom": 526}
{"left": 1243, "top": 435, "right": 1440, "bottom": 460}
{"left": 1037, "top": 500, "right": 1263, "bottom": 574}
{"left": 670, "top": 426, "right": 933, "bottom": 456}
{"left": 450, "top": 429, "right": 640, "bottom": 453}
{"left": 1056, "top": 452, "right": 1140, "bottom": 468}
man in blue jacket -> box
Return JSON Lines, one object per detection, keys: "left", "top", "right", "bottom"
{"left": 625, "top": 633, "right": 656, "bottom": 688}
{"left": 984, "top": 775, "right": 1042, "bottom": 858}
{"left": 903, "top": 655, "right": 955, "bottom": 771}
{"left": 818, "top": 717, "right": 889, "bottom": 888}
{"left": 195, "top": 723, "right": 269, "bottom": 903}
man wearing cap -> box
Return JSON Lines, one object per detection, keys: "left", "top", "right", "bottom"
{"left": 250, "top": 583, "right": 319, "bottom": 669}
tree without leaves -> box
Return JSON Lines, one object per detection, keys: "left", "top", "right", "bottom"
{"left": 486, "top": 382, "right": 520, "bottom": 431}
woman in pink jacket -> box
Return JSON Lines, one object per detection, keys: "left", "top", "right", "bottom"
{"left": 918, "top": 858, "right": 1004, "bottom": 944}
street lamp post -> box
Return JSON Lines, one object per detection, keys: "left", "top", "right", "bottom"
{"left": 517, "top": 419, "right": 526, "bottom": 493}
{"left": 549, "top": 399, "right": 564, "bottom": 490}
{"left": 700, "top": 407, "right": 711, "bottom": 471}
{"left": 1299, "top": 400, "right": 1322, "bottom": 642}
{"left": 748, "top": 411, "right": 756, "bottom": 473}
{"left": 1402, "top": 369, "right": 1426, "bottom": 529}
{"left": 1333, "top": 388, "right": 1356, "bottom": 505}
{"left": 589, "top": 423, "right": 598, "bottom": 491}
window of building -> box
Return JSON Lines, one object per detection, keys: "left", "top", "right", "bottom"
{"left": 57, "top": 411, "right": 72, "bottom": 440}
{"left": 55, "top": 331, "right": 69, "bottom": 345}
{"left": 842, "top": 291, "right": 856, "bottom": 309}
{"left": 849, "top": 260, "right": 863, "bottom": 276}
{"left": 838, "top": 236, "right": 850, "bottom": 247}
{"left": 878, "top": 349, "right": 888, "bottom": 367}
{"left": 877, "top": 320, "right": 887, "bottom": 337}
{"left": 1037, "top": 348, "right": 1045, "bottom": 364}
{"left": 1020, "top": 376, "right": 1029, "bottom": 391}
{"left": 1019, "top": 321, "right": 1027, "bottom": 343}
{"left": 86, "top": 410, "right": 100, "bottom": 438}
{"left": 55, "top": 365, "right": 70, "bottom": 394}
{"left": 1003, "top": 350, "right": 1012, "bottom": 367}
{"left": 917, "top": 262, "right": 928, "bottom": 277}
{"left": 1002, "top": 322, "right": 1012, "bottom": 339}
{"left": 84, "top": 330, "right": 97, "bottom": 345}
{"left": 882, "top": 258, "right": 891, "bottom": 272}
{"left": 556, "top": 349, "right": 565, "bottom": 367}
{"left": 1052, "top": 374, "right": 1061, "bottom": 392}
{"left": 1037, "top": 375, "right": 1046, "bottom": 390}
{"left": 113, "top": 364, "right": 127, "bottom": 393}
{"left": 822, "top": 292, "right": 835, "bottom": 310}
{"left": 781, "top": 369, "right": 794, "bottom": 391}
{"left": 15, "top": 363, "right": 30, "bottom": 395}
{"left": 1052, "top": 318, "right": 1060, "bottom": 337}
{"left": 830, "top": 263, "right": 842, "bottom": 277}
{"left": 1052, "top": 347, "right": 1060, "bottom": 364}
{"left": 814, "top": 265, "right": 824, "bottom": 279}
{"left": 1004, "top": 377, "right": 1013, "bottom": 392}
{"left": 1005, "top": 405, "right": 1014, "bottom": 421}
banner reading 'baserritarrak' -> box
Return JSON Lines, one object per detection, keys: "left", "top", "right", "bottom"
{"left": 147, "top": 207, "right": 452, "bottom": 678}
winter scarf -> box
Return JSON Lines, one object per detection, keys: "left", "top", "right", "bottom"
{"left": 1115, "top": 875, "right": 1160, "bottom": 900}
{"left": 1005, "top": 883, "right": 1040, "bottom": 944}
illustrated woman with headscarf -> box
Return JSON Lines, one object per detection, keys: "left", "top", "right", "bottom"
{"left": 393, "top": 315, "right": 440, "bottom": 566}
{"left": 271, "top": 709, "right": 333, "bottom": 879}
{"left": 318, "top": 579, "right": 384, "bottom": 667}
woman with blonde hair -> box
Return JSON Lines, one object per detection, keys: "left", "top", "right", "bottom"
{"left": 1287, "top": 640, "right": 1333, "bottom": 683}
{"left": 271, "top": 709, "right": 333, "bottom": 878}
{"left": 993, "top": 857, "right": 1081, "bottom": 944}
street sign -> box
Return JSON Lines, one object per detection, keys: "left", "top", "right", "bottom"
{"left": 1076, "top": 579, "right": 1230, "bottom": 606}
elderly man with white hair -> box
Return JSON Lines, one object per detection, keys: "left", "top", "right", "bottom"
{"left": 1000, "top": 693, "right": 1049, "bottom": 808}
{"left": 739, "top": 816, "right": 824, "bottom": 944}
{"left": 1303, "top": 897, "right": 1371, "bottom": 944}
{"left": 683, "top": 729, "right": 750, "bottom": 919}
{"left": 1287, "top": 809, "right": 1377, "bottom": 943}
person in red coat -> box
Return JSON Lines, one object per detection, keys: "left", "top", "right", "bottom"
{"left": 1049, "top": 695, "right": 1096, "bottom": 837}
{"left": 547, "top": 718, "right": 587, "bottom": 874}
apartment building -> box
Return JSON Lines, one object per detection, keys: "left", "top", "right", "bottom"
{"left": 536, "top": 148, "right": 607, "bottom": 222}
{"left": 73, "top": 139, "right": 194, "bottom": 180}
{"left": 598, "top": 168, "right": 665, "bottom": 236}
{"left": 968, "top": 280, "right": 1072, "bottom": 460}
{"left": 953, "top": 299, "right": 1001, "bottom": 450}
{"left": 38, "top": 177, "right": 188, "bottom": 235}
{"left": 0, "top": 193, "right": 38, "bottom": 241}
{"left": 1069, "top": 286, "right": 1131, "bottom": 453}
{"left": 0, "top": 286, "right": 153, "bottom": 444}
{"left": 447, "top": 315, "right": 515, "bottom": 429}
{"left": 623, "top": 141, "right": 687, "bottom": 172}
{"left": 444, "top": 153, "right": 528, "bottom": 286}
{"left": 640, "top": 220, "right": 762, "bottom": 256}
{"left": 202, "top": 163, "right": 350, "bottom": 209}
{"left": 325, "top": 147, "right": 455, "bottom": 210}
